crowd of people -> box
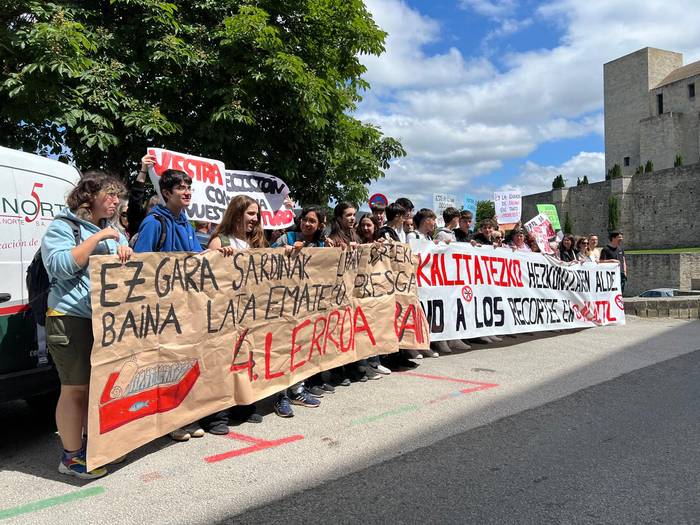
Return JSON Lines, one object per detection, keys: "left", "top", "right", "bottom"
{"left": 38, "top": 154, "right": 626, "bottom": 480}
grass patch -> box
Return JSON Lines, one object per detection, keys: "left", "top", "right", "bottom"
{"left": 627, "top": 247, "right": 700, "bottom": 254}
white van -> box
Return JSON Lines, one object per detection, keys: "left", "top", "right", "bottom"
{"left": 0, "top": 146, "right": 80, "bottom": 403}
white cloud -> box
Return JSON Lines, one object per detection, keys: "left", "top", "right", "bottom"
{"left": 459, "top": 0, "right": 517, "bottom": 19}
{"left": 359, "top": 0, "right": 700, "bottom": 205}
{"left": 510, "top": 151, "right": 605, "bottom": 196}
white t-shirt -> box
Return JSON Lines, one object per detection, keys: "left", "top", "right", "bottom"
{"left": 407, "top": 231, "right": 430, "bottom": 241}
{"left": 222, "top": 235, "right": 250, "bottom": 249}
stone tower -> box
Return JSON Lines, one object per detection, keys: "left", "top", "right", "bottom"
{"left": 604, "top": 48, "right": 682, "bottom": 175}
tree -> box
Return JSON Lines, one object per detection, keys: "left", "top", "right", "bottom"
{"left": 608, "top": 195, "right": 619, "bottom": 232}
{"left": 606, "top": 164, "right": 622, "bottom": 180}
{"left": 635, "top": 165, "right": 644, "bottom": 176}
{"left": 563, "top": 212, "right": 573, "bottom": 234}
{"left": 582, "top": 175, "right": 589, "bottom": 185}
{"left": 475, "top": 200, "right": 495, "bottom": 227}
{"left": 644, "top": 160, "right": 654, "bottom": 173}
{"left": 0, "top": 1, "right": 405, "bottom": 205}
{"left": 674, "top": 154, "right": 683, "bottom": 167}
{"left": 576, "top": 177, "right": 581, "bottom": 186}
{"left": 552, "top": 174, "right": 566, "bottom": 189}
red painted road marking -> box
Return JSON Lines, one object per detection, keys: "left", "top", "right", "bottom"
{"left": 398, "top": 371, "right": 499, "bottom": 403}
{"left": 204, "top": 432, "right": 304, "bottom": 464}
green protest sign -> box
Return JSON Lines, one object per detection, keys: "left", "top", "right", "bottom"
{"left": 536, "top": 204, "right": 561, "bottom": 230}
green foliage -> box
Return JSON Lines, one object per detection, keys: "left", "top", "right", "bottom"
{"left": 674, "top": 154, "right": 683, "bottom": 167}
{"left": 475, "top": 200, "right": 495, "bottom": 227}
{"left": 563, "top": 212, "right": 572, "bottom": 234}
{"left": 635, "top": 165, "right": 644, "bottom": 176}
{"left": 582, "top": 175, "right": 589, "bottom": 184}
{"left": 0, "top": 1, "right": 405, "bottom": 204}
{"left": 576, "top": 177, "right": 581, "bottom": 186}
{"left": 552, "top": 174, "right": 566, "bottom": 189}
{"left": 644, "top": 160, "right": 654, "bottom": 173}
{"left": 608, "top": 195, "right": 619, "bottom": 232}
{"left": 606, "top": 164, "right": 622, "bottom": 180}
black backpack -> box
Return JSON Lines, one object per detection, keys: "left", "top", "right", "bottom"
{"left": 128, "top": 213, "right": 167, "bottom": 251}
{"left": 26, "top": 217, "right": 81, "bottom": 327}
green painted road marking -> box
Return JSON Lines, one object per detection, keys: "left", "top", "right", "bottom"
{"left": 350, "top": 404, "right": 418, "bottom": 426}
{"left": 0, "top": 486, "right": 105, "bottom": 520}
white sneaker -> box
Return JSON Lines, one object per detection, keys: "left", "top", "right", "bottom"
{"left": 448, "top": 340, "right": 472, "bottom": 351}
{"left": 432, "top": 341, "right": 452, "bottom": 353}
{"left": 488, "top": 335, "right": 503, "bottom": 342}
{"left": 421, "top": 349, "right": 440, "bottom": 358}
{"left": 375, "top": 364, "right": 391, "bottom": 375}
{"left": 170, "top": 428, "right": 191, "bottom": 441}
{"left": 184, "top": 424, "right": 205, "bottom": 438}
{"left": 405, "top": 349, "right": 423, "bottom": 359}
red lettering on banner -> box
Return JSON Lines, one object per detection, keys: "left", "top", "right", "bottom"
{"left": 340, "top": 307, "right": 354, "bottom": 353}
{"left": 439, "top": 254, "right": 455, "bottom": 286}
{"left": 262, "top": 209, "right": 294, "bottom": 228}
{"left": 451, "top": 254, "right": 465, "bottom": 285}
{"left": 473, "top": 257, "right": 484, "bottom": 285}
{"left": 290, "top": 320, "right": 311, "bottom": 372}
{"left": 353, "top": 306, "right": 377, "bottom": 346}
{"left": 149, "top": 149, "right": 223, "bottom": 186}
{"left": 417, "top": 254, "right": 431, "bottom": 287}
{"left": 430, "top": 254, "right": 445, "bottom": 286}
{"left": 307, "top": 317, "right": 327, "bottom": 362}
{"left": 264, "top": 332, "right": 283, "bottom": 380}
{"left": 322, "top": 310, "right": 341, "bottom": 354}
{"left": 395, "top": 303, "right": 425, "bottom": 344}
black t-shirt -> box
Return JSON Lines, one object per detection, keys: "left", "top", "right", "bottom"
{"left": 454, "top": 228, "right": 471, "bottom": 242}
{"left": 600, "top": 244, "right": 625, "bottom": 273}
{"left": 472, "top": 232, "right": 492, "bottom": 245}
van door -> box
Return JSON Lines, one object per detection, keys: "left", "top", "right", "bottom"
{"left": 0, "top": 164, "right": 23, "bottom": 314}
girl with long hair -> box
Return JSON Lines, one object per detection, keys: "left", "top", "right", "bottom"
{"left": 329, "top": 201, "right": 358, "bottom": 248}
{"left": 208, "top": 195, "right": 267, "bottom": 250}
{"left": 201, "top": 196, "right": 266, "bottom": 432}
{"left": 41, "top": 172, "right": 132, "bottom": 479}
{"left": 356, "top": 213, "right": 380, "bottom": 243}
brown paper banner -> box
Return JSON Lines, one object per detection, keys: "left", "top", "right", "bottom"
{"left": 87, "top": 243, "right": 428, "bottom": 469}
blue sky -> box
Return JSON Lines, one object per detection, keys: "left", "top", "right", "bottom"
{"left": 357, "top": 0, "right": 700, "bottom": 209}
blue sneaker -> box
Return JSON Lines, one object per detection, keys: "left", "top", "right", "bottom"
{"left": 58, "top": 451, "right": 107, "bottom": 480}
{"left": 290, "top": 388, "right": 321, "bottom": 408}
{"left": 274, "top": 394, "right": 294, "bottom": 417}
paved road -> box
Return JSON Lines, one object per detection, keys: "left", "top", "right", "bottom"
{"left": 227, "top": 349, "right": 700, "bottom": 524}
{"left": 1, "top": 317, "right": 699, "bottom": 524}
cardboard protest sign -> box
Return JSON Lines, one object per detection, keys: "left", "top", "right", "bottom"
{"left": 87, "top": 243, "right": 428, "bottom": 469}
{"left": 146, "top": 148, "right": 294, "bottom": 229}
{"left": 410, "top": 240, "right": 625, "bottom": 342}
{"left": 494, "top": 190, "right": 521, "bottom": 225}
{"left": 433, "top": 193, "right": 458, "bottom": 227}
{"left": 536, "top": 204, "right": 561, "bottom": 230}
{"left": 524, "top": 213, "right": 556, "bottom": 254}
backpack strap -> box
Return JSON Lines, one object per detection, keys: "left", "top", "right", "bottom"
{"left": 217, "top": 234, "right": 231, "bottom": 248}
{"left": 153, "top": 214, "right": 168, "bottom": 251}
{"left": 56, "top": 216, "right": 81, "bottom": 245}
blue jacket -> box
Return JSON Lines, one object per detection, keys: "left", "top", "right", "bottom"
{"left": 41, "top": 209, "right": 127, "bottom": 319}
{"left": 133, "top": 205, "right": 201, "bottom": 253}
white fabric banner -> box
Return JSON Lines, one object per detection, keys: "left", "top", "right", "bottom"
{"left": 146, "top": 148, "right": 294, "bottom": 229}
{"left": 411, "top": 240, "right": 625, "bottom": 341}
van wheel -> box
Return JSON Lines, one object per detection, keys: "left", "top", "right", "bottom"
{"left": 24, "top": 391, "right": 59, "bottom": 413}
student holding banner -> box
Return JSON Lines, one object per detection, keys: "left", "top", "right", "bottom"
{"left": 133, "top": 169, "right": 208, "bottom": 440}
{"left": 329, "top": 202, "right": 359, "bottom": 249}
{"left": 41, "top": 173, "right": 132, "bottom": 479}
{"left": 203, "top": 195, "right": 270, "bottom": 429}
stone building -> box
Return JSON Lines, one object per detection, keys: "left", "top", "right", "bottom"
{"left": 604, "top": 47, "right": 700, "bottom": 175}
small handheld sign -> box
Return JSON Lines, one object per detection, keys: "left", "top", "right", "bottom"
{"left": 368, "top": 193, "right": 388, "bottom": 208}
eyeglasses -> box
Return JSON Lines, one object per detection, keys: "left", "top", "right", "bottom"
{"left": 581, "top": 241, "right": 589, "bottom": 245}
